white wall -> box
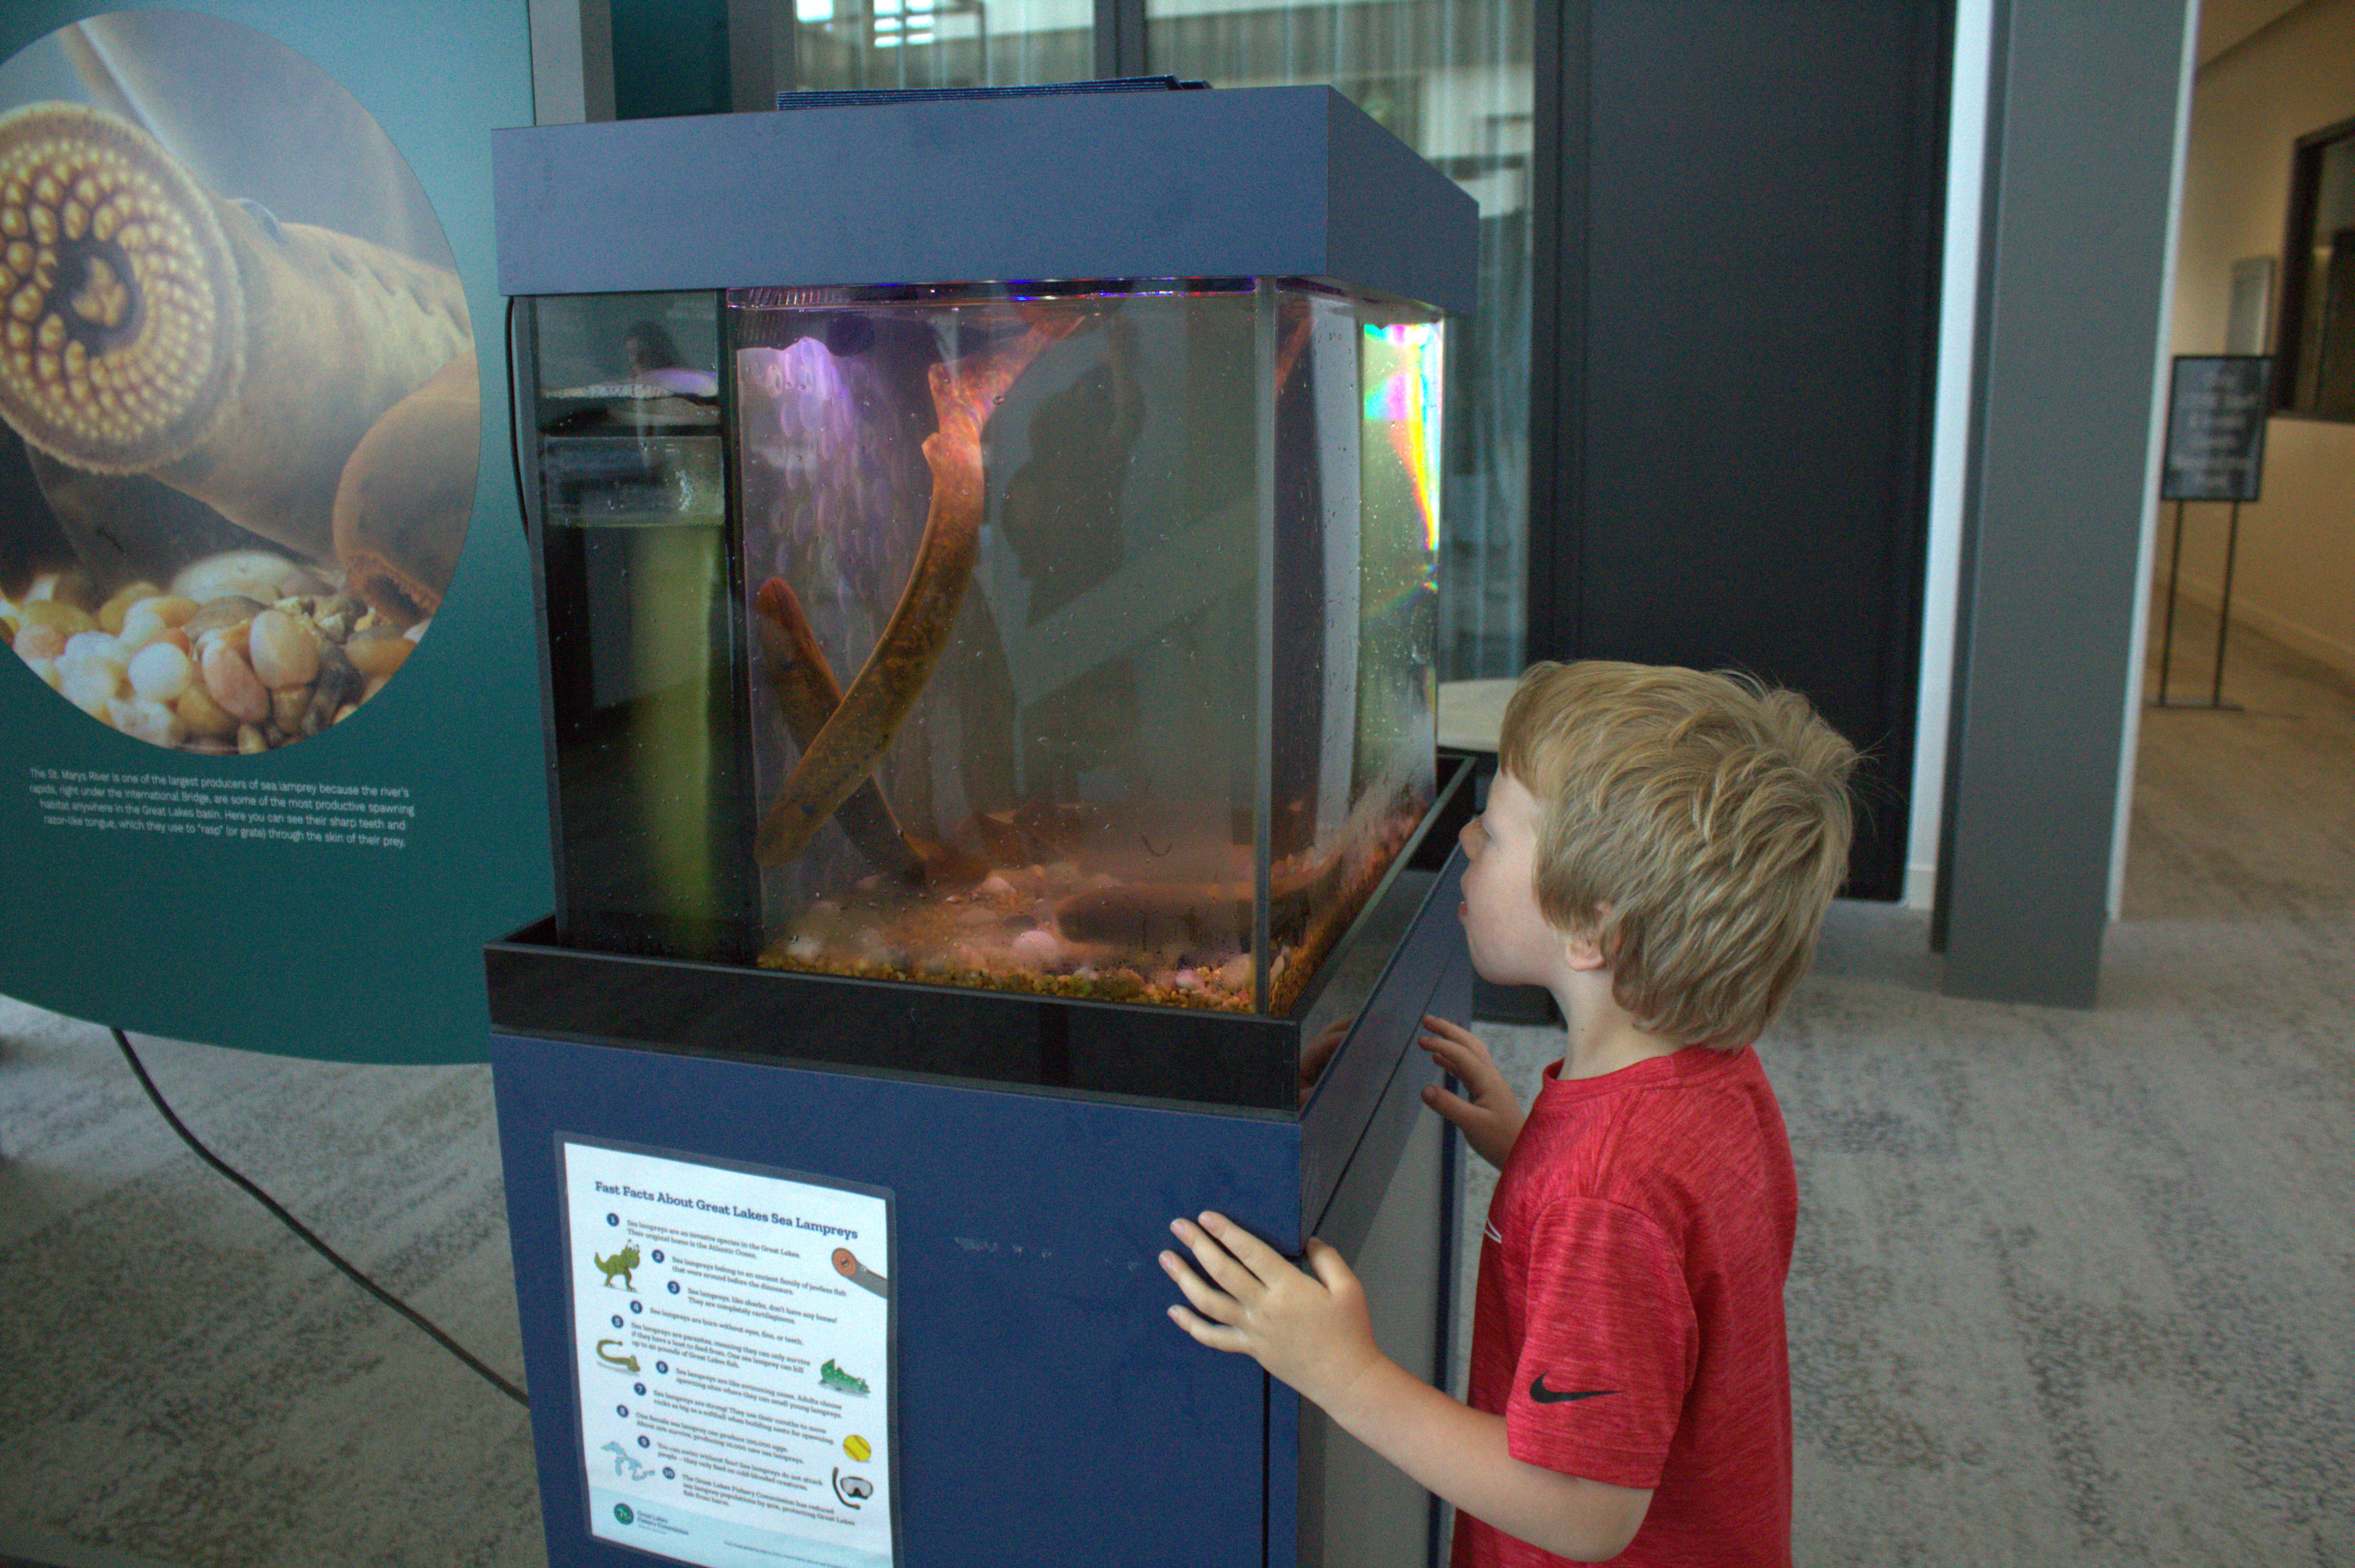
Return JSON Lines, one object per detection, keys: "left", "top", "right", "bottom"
{"left": 2168, "top": 0, "right": 2355, "bottom": 679}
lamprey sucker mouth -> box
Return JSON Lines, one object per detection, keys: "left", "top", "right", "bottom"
{"left": 0, "top": 100, "right": 471, "bottom": 571}
{"left": 0, "top": 101, "right": 241, "bottom": 477}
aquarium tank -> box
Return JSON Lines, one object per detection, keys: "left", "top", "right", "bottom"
{"left": 499, "top": 84, "right": 1474, "bottom": 1023}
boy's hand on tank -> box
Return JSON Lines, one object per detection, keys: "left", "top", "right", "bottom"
{"left": 1160, "top": 1213, "right": 1381, "bottom": 1413}
{"left": 1419, "top": 1014, "right": 1525, "bottom": 1170}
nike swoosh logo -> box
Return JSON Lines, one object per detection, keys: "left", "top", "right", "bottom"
{"left": 1529, "top": 1376, "right": 1616, "bottom": 1404}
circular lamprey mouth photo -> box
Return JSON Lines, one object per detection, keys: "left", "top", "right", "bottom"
{"left": 0, "top": 11, "right": 477, "bottom": 754}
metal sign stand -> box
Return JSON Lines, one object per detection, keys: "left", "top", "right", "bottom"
{"left": 2151, "top": 497, "right": 2246, "bottom": 711}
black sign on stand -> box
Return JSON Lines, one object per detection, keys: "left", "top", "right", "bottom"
{"left": 2154, "top": 355, "right": 2271, "bottom": 709}
{"left": 2162, "top": 355, "right": 2270, "bottom": 501}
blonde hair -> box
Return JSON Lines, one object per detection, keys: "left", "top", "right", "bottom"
{"left": 1498, "top": 660, "right": 1858, "bottom": 1049}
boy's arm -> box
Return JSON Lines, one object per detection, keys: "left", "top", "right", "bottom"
{"left": 1163, "top": 1212, "right": 1652, "bottom": 1564}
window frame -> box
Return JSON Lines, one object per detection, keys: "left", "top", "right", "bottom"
{"left": 2273, "top": 112, "right": 2355, "bottom": 421}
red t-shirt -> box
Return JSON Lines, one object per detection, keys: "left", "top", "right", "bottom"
{"left": 1453, "top": 1045, "right": 1797, "bottom": 1568}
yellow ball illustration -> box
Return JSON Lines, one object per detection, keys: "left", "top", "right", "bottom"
{"left": 844, "top": 1434, "right": 872, "bottom": 1463}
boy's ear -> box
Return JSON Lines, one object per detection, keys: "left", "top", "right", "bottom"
{"left": 1560, "top": 906, "right": 1614, "bottom": 972}
{"left": 1561, "top": 931, "right": 1610, "bottom": 972}
{"left": 1563, "top": 898, "right": 1620, "bottom": 969}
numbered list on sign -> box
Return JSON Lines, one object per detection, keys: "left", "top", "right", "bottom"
{"left": 563, "top": 1140, "right": 896, "bottom": 1568}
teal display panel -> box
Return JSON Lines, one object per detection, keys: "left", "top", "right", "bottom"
{"left": 0, "top": 3, "right": 545, "bottom": 1063}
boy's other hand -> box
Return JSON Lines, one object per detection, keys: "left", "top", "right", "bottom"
{"left": 1419, "top": 1014, "right": 1525, "bottom": 1170}
{"left": 1161, "top": 1213, "right": 1382, "bottom": 1415}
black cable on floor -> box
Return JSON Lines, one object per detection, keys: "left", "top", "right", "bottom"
{"left": 109, "top": 1027, "right": 530, "bottom": 1411}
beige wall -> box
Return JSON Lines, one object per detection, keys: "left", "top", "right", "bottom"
{"left": 2170, "top": 0, "right": 2355, "bottom": 676}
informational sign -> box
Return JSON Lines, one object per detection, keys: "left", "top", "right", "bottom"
{"left": 2160, "top": 355, "right": 2272, "bottom": 502}
{"left": 0, "top": 5, "right": 546, "bottom": 1064}
{"left": 562, "top": 1139, "right": 899, "bottom": 1568}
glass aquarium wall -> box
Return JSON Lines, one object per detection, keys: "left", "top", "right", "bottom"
{"left": 729, "top": 280, "right": 1437, "bottom": 1013}
{"left": 1146, "top": 0, "right": 1531, "bottom": 678}
{"left": 519, "top": 292, "right": 756, "bottom": 958}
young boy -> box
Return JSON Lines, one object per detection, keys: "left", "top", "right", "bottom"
{"left": 1160, "top": 659, "right": 1856, "bottom": 1565}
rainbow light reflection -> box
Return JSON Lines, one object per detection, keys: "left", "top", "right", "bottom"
{"left": 1364, "top": 323, "right": 1443, "bottom": 554}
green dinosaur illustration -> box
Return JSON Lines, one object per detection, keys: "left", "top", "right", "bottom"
{"left": 597, "top": 1339, "right": 640, "bottom": 1373}
{"left": 595, "top": 1242, "right": 641, "bottom": 1290}
{"left": 819, "top": 1358, "right": 869, "bottom": 1396}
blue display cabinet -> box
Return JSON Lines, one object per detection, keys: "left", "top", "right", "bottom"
{"left": 487, "top": 81, "right": 1478, "bottom": 1568}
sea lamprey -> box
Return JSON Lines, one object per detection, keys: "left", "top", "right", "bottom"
{"left": 752, "top": 575, "right": 923, "bottom": 883}
{"left": 755, "top": 315, "right": 1081, "bottom": 867}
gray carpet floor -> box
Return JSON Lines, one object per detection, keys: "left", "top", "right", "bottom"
{"left": 0, "top": 1026, "right": 541, "bottom": 1567}
{"left": 4, "top": 603, "right": 2349, "bottom": 1566}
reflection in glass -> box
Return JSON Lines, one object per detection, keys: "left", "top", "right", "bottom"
{"left": 791, "top": 0, "right": 1093, "bottom": 91}
{"left": 1146, "top": 0, "right": 1531, "bottom": 675}
{"left": 523, "top": 292, "right": 748, "bottom": 956}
